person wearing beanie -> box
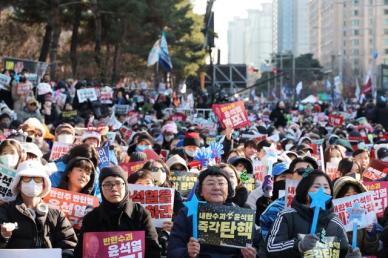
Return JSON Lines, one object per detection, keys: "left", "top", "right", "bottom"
{"left": 81, "top": 130, "right": 101, "bottom": 148}
{"left": 267, "top": 170, "right": 358, "bottom": 258}
{"left": 167, "top": 166, "right": 257, "bottom": 258}
{"left": 0, "top": 160, "right": 77, "bottom": 256}
{"left": 333, "top": 177, "right": 379, "bottom": 256}
{"left": 166, "top": 154, "right": 189, "bottom": 173}
{"left": 55, "top": 123, "right": 76, "bottom": 145}
{"left": 74, "top": 166, "right": 161, "bottom": 258}
{"left": 161, "top": 122, "right": 178, "bottom": 150}
{"left": 183, "top": 131, "right": 201, "bottom": 159}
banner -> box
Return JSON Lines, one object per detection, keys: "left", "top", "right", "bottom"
{"left": 43, "top": 188, "right": 99, "bottom": 229}
{"left": 170, "top": 171, "right": 198, "bottom": 197}
{"left": 49, "top": 142, "right": 72, "bottom": 161}
{"left": 119, "top": 126, "right": 133, "bottom": 142}
{"left": 212, "top": 101, "right": 250, "bottom": 129}
{"left": 0, "top": 164, "right": 16, "bottom": 200}
{"left": 114, "top": 105, "right": 131, "bottom": 116}
{"left": 99, "top": 87, "right": 113, "bottom": 104}
{"left": 333, "top": 192, "right": 377, "bottom": 232}
{"left": 285, "top": 179, "right": 300, "bottom": 207}
{"left": 0, "top": 74, "right": 11, "bottom": 89}
{"left": 168, "top": 113, "right": 187, "bottom": 122}
{"left": 253, "top": 160, "right": 266, "bottom": 182}
{"left": 77, "top": 88, "right": 98, "bottom": 103}
{"left": 119, "top": 161, "right": 145, "bottom": 174}
{"left": 363, "top": 164, "right": 386, "bottom": 181}
{"left": 0, "top": 249, "right": 61, "bottom": 258}
{"left": 83, "top": 231, "right": 145, "bottom": 258}
{"left": 128, "top": 184, "right": 174, "bottom": 228}
{"left": 328, "top": 114, "right": 344, "bottom": 127}
{"left": 97, "top": 145, "right": 110, "bottom": 170}
{"left": 364, "top": 181, "right": 388, "bottom": 218}
{"left": 198, "top": 203, "right": 255, "bottom": 248}
{"left": 300, "top": 235, "right": 340, "bottom": 258}
{"left": 325, "top": 162, "right": 339, "bottom": 181}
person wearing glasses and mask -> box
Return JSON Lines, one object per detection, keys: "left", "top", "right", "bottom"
{"left": 74, "top": 166, "right": 161, "bottom": 258}
{"left": 0, "top": 160, "right": 77, "bottom": 257}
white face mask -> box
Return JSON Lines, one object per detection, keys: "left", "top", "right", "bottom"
{"left": 57, "top": 134, "right": 74, "bottom": 144}
{"left": 382, "top": 157, "right": 388, "bottom": 162}
{"left": 151, "top": 170, "right": 167, "bottom": 185}
{"left": 0, "top": 154, "right": 19, "bottom": 168}
{"left": 21, "top": 180, "right": 43, "bottom": 197}
{"left": 164, "top": 135, "right": 174, "bottom": 142}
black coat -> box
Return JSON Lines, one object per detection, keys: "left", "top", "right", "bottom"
{"left": 269, "top": 108, "right": 287, "bottom": 128}
{"left": 74, "top": 200, "right": 161, "bottom": 258}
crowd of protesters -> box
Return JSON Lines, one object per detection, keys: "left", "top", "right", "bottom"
{"left": 0, "top": 68, "right": 387, "bottom": 258}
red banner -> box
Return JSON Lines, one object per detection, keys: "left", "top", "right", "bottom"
{"left": 364, "top": 181, "right": 388, "bottom": 218}
{"left": 212, "top": 101, "right": 250, "bottom": 129}
{"left": 43, "top": 188, "right": 99, "bottom": 229}
{"left": 49, "top": 142, "right": 73, "bottom": 161}
{"left": 328, "top": 114, "right": 344, "bottom": 127}
{"left": 83, "top": 231, "right": 144, "bottom": 258}
{"left": 119, "top": 161, "right": 145, "bottom": 174}
{"left": 168, "top": 113, "right": 187, "bottom": 122}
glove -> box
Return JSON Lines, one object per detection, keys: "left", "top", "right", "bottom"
{"left": 262, "top": 175, "right": 273, "bottom": 197}
{"left": 345, "top": 247, "right": 362, "bottom": 258}
{"left": 298, "top": 234, "right": 319, "bottom": 253}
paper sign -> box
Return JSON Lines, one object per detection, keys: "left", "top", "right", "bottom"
{"left": 301, "top": 236, "right": 340, "bottom": 258}
{"left": 0, "top": 164, "right": 16, "bottom": 200}
{"left": 77, "top": 88, "right": 98, "bottom": 103}
{"left": 128, "top": 184, "right": 175, "bottom": 228}
{"left": 0, "top": 74, "right": 11, "bottom": 87}
{"left": 326, "top": 162, "right": 340, "bottom": 181}
{"left": 114, "top": 105, "right": 131, "bottom": 116}
{"left": 198, "top": 203, "right": 255, "bottom": 248}
{"left": 100, "top": 87, "right": 113, "bottom": 104}
{"left": 49, "top": 142, "right": 72, "bottom": 161}
{"left": 212, "top": 101, "right": 251, "bottom": 129}
{"left": 126, "top": 111, "right": 140, "bottom": 126}
{"left": 168, "top": 113, "right": 187, "bottom": 122}
{"left": 364, "top": 181, "right": 388, "bottom": 218}
{"left": 170, "top": 171, "right": 198, "bottom": 197}
{"left": 363, "top": 166, "right": 386, "bottom": 181}
{"left": 333, "top": 192, "right": 377, "bottom": 232}
{"left": 285, "top": 179, "right": 299, "bottom": 207}
{"left": 253, "top": 160, "right": 266, "bottom": 182}
{"left": 83, "top": 231, "right": 145, "bottom": 258}
{"left": 16, "top": 82, "right": 32, "bottom": 96}
{"left": 43, "top": 188, "right": 99, "bottom": 229}
{"left": 0, "top": 249, "right": 61, "bottom": 258}
{"left": 119, "top": 126, "right": 133, "bottom": 142}
{"left": 143, "top": 149, "right": 161, "bottom": 161}
{"left": 328, "top": 114, "right": 344, "bottom": 127}
{"left": 97, "top": 145, "right": 110, "bottom": 170}
{"left": 119, "top": 161, "right": 145, "bottom": 174}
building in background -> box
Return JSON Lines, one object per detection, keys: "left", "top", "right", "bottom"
{"left": 227, "top": 3, "right": 273, "bottom": 67}
{"left": 273, "top": 0, "right": 310, "bottom": 56}
{"left": 309, "top": 0, "right": 388, "bottom": 89}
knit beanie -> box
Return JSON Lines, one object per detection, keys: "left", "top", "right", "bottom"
{"left": 184, "top": 132, "right": 201, "bottom": 147}
{"left": 99, "top": 166, "right": 128, "bottom": 188}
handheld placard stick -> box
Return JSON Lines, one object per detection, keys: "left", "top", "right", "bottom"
{"left": 184, "top": 194, "right": 203, "bottom": 238}
{"left": 308, "top": 186, "right": 332, "bottom": 234}
{"left": 346, "top": 202, "right": 366, "bottom": 250}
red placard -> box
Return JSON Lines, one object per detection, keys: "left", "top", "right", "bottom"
{"left": 43, "top": 188, "right": 99, "bottom": 229}
{"left": 364, "top": 181, "right": 388, "bottom": 218}
{"left": 83, "top": 231, "right": 145, "bottom": 258}
{"left": 49, "top": 142, "right": 73, "bottom": 161}
{"left": 328, "top": 114, "right": 344, "bottom": 127}
{"left": 119, "top": 161, "right": 145, "bottom": 174}
{"left": 168, "top": 113, "right": 187, "bottom": 122}
{"left": 212, "top": 101, "right": 251, "bottom": 129}
{"left": 143, "top": 149, "right": 161, "bottom": 161}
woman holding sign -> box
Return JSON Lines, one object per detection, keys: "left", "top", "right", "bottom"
{"left": 74, "top": 166, "right": 161, "bottom": 258}
{"left": 267, "top": 170, "right": 359, "bottom": 258}
{"left": 167, "top": 167, "right": 257, "bottom": 258}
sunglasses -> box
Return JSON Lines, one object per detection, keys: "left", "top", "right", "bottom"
{"left": 21, "top": 176, "right": 44, "bottom": 183}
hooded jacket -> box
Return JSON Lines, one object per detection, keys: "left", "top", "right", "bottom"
{"left": 0, "top": 197, "right": 77, "bottom": 256}
{"left": 333, "top": 176, "right": 379, "bottom": 256}
{"left": 266, "top": 198, "right": 349, "bottom": 258}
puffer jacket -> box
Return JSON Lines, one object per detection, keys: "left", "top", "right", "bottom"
{"left": 266, "top": 199, "right": 349, "bottom": 258}
{"left": 0, "top": 197, "right": 77, "bottom": 256}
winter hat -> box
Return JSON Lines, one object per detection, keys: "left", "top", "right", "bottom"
{"left": 228, "top": 156, "right": 253, "bottom": 174}
{"left": 272, "top": 162, "right": 289, "bottom": 177}
{"left": 99, "top": 166, "right": 128, "bottom": 188}
{"left": 11, "top": 160, "right": 51, "bottom": 198}
{"left": 21, "top": 117, "right": 45, "bottom": 137}
{"left": 333, "top": 176, "right": 367, "bottom": 199}
{"left": 166, "top": 154, "right": 188, "bottom": 171}
{"left": 136, "top": 132, "right": 154, "bottom": 146}
{"left": 81, "top": 130, "right": 101, "bottom": 144}
{"left": 184, "top": 132, "right": 201, "bottom": 147}
{"left": 37, "top": 82, "right": 52, "bottom": 96}
{"left": 55, "top": 123, "right": 75, "bottom": 136}
{"left": 99, "top": 166, "right": 129, "bottom": 209}
{"left": 162, "top": 122, "right": 178, "bottom": 134}
{"left": 376, "top": 144, "right": 388, "bottom": 160}
{"left": 21, "top": 142, "right": 43, "bottom": 159}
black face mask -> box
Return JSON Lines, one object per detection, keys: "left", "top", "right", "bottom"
{"left": 273, "top": 180, "right": 286, "bottom": 200}
{"left": 19, "top": 77, "right": 26, "bottom": 83}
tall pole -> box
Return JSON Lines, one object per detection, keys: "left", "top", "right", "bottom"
{"left": 372, "top": 2, "right": 377, "bottom": 101}
{"left": 280, "top": 53, "right": 283, "bottom": 99}
{"left": 292, "top": 53, "right": 296, "bottom": 104}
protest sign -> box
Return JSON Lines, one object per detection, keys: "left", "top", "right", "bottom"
{"left": 168, "top": 113, "right": 187, "bottom": 122}
{"left": 119, "top": 126, "right": 133, "bottom": 142}
{"left": 325, "top": 162, "right": 339, "bottom": 181}
{"left": 114, "top": 105, "right": 131, "bottom": 116}
{"left": 49, "top": 142, "right": 72, "bottom": 161}
{"left": 253, "top": 160, "right": 266, "bottom": 182}
{"left": 0, "top": 249, "right": 61, "bottom": 258}
{"left": 143, "top": 149, "right": 161, "bottom": 161}
{"left": 100, "top": 87, "right": 113, "bottom": 104}
{"left": 128, "top": 184, "right": 174, "bottom": 228}
{"left": 0, "top": 164, "right": 16, "bottom": 200}
{"left": 363, "top": 163, "right": 386, "bottom": 181}
{"left": 127, "top": 111, "right": 140, "bottom": 126}
{"left": 285, "top": 179, "right": 299, "bottom": 207}
{"left": 328, "top": 114, "right": 344, "bottom": 127}
{"left": 60, "top": 110, "right": 77, "bottom": 118}
{"left": 198, "top": 203, "right": 255, "bottom": 248}
{"left": 212, "top": 101, "right": 250, "bottom": 129}
{"left": 364, "top": 181, "right": 388, "bottom": 218}
{"left": 333, "top": 192, "right": 377, "bottom": 232}
{"left": 170, "top": 171, "right": 198, "bottom": 197}
{"left": 106, "top": 132, "right": 117, "bottom": 145}
{"left": 301, "top": 236, "right": 340, "bottom": 258}
{"left": 119, "top": 161, "right": 145, "bottom": 174}
{"left": 43, "top": 188, "right": 99, "bottom": 229}
{"left": 16, "top": 82, "right": 32, "bottom": 96}
{"left": 77, "top": 88, "right": 98, "bottom": 103}
{"left": 0, "top": 73, "right": 11, "bottom": 89}
{"left": 97, "top": 145, "right": 110, "bottom": 170}
{"left": 83, "top": 231, "right": 145, "bottom": 258}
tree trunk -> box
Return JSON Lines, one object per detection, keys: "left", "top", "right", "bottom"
{"left": 70, "top": 5, "right": 81, "bottom": 78}
{"left": 111, "top": 42, "right": 121, "bottom": 84}
{"left": 111, "top": 17, "right": 129, "bottom": 84}
{"left": 92, "top": 0, "right": 103, "bottom": 80}
{"left": 39, "top": 24, "right": 52, "bottom": 62}
{"left": 49, "top": 1, "right": 61, "bottom": 80}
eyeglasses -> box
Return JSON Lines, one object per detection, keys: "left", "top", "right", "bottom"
{"left": 151, "top": 167, "right": 166, "bottom": 173}
{"left": 21, "top": 177, "right": 44, "bottom": 183}
{"left": 203, "top": 182, "right": 227, "bottom": 188}
{"left": 102, "top": 182, "right": 125, "bottom": 190}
